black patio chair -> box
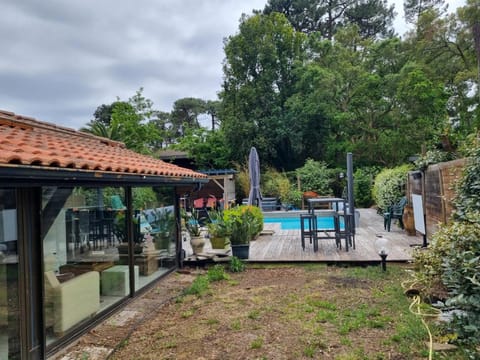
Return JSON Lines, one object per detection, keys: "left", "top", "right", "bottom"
{"left": 384, "top": 197, "right": 407, "bottom": 232}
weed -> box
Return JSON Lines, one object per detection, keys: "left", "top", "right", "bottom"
{"left": 205, "top": 318, "right": 219, "bottom": 325}
{"left": 230, "top": 319, "right": 241, "bottom": 330}
{"left": 80, "top": 352, "right": 89, "bottom": 360}
{"left": 229, "top": 256, "right": 246, "bottom": 272}
{"left": 303, "top": 345, "right": 315, "bottom": 357}
{"left": 183, "top": 275, "right": 209, "bottom": 296}
{"left": 207, "top": 264, "right": 230, "bottom": 281}
{"left": 181, "top": 309, "right": 195, "bottom": 318}
{"left": 315, "top": 309, "right": 337, "bottom": 323}
{"left": 250, "top": 336, "right": 263, "bottom": 349}
{"left": 248, "top": 309, "right": 261, "bottom": 320}
{"left": 307, "top": 298, "right": 337, "bottom": 310}
{"left": 163, "top": 340, "right": 177, "bottom": 349}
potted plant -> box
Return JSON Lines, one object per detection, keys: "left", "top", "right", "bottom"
{"left": 151, "top": 208, "right": 175, "bottom": 251}
{"left": 182, "top": 209, "right": 206, "bottom": 255}
{"left": 207, "top": 210, "right": 231, "bottom": 249}
{"left": 224, "top": 205, "right": 263, "bottom": 259}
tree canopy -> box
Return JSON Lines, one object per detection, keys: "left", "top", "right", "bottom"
{"left": 83, "top": 1, "right": 479, "bottom": 173}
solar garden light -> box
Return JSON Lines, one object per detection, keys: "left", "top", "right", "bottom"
{"left": 375, "top": 234, "right": 389, "bottom": 271}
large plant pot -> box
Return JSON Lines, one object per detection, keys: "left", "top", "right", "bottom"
{"left": 210, "top": 236, "right": 230, "bottom": 249}
{"left": 403, "top": 204, "right": 416, "bottom": 236}
{"left": 231, "top": 244, "right": 249, "bottom": 259}
{"left": 190, "top": 235, "right": 206, "bottom": 255}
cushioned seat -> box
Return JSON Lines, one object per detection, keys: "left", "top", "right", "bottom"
{"left": 44, "top": 270, "right": 100, "bottom": 336}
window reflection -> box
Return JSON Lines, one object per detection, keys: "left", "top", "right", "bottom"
{"left": 42, "top": 186, "right": 177, "bottom": 345}
{"left": 0, "top": 189, "right": 20, "bottom": 359}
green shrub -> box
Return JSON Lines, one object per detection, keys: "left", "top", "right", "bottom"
{"left": 414, "top": 149, "right": 455, "bottom": 171}
{"left": 262, "top": 167, "right": 290, "bottom": 198}
{"left": 354, "top": 167, "right": 380, "bottom": 208}
{"left": 441, "top": 222, "right": 480, "bottom": 346}
{"left": 183, "top": 275, "right": 210, "bottom": 296}
{"left": 229, "top": 256, "right": 246, "bottom": 272}
{"left": 296, "top": 159, "right": 334, "bottom": 195}
{"left": 413, "top": 139, "right": 480, "bottom": 349}
{"left": 207, "top": 265, "right": 230, "bottom": 282}
{"left": 372, "top": 164, "right": 412, "bottom": 213}
{"left": 453, "top": 145, "right": 480, "bottom": 224}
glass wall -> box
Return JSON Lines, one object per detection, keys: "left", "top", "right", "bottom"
{"left": 131, "top": 186, "right": 177, "bottom": 290}
{"left": 42, "top": 186, "right": 127, "bottom": 344}
{"left": 42, "top": 185, "right": 177, "bottom": 345}
{"left": 0, "top": 189, "right": 20, "bottom": 359}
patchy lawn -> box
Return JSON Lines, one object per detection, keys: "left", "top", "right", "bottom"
{"left": 106, "top": 264, "right": 467, "bottom": 360}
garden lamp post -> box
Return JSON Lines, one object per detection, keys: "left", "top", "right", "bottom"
{"left": 375, "top": 235, "right": 389, "bottom": 271}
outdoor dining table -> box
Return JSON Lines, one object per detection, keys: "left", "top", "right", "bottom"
{"left": 305, "top": 197, "right": 353, "bottom": 251}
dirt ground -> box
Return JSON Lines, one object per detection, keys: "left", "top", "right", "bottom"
{"left": 58, "top": 265, "right": 422, "bottom": 360}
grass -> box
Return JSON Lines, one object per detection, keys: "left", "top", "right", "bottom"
{"left": 110, "top": 264, "right": 472, "bottom": 359}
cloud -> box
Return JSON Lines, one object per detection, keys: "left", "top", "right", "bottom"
{"left": 0, "top": 0, "right": 464, "bottom": 129}
{"left": 0, "top": 0, "right": 265, "bottom": 129}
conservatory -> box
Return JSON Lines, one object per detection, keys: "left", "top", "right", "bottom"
{"left": 0, "top": 110, "right": 207, "bottom": 359}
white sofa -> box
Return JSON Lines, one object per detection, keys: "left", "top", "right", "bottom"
{"left": 44, "top": 270, "right": 100, "bottom": 336}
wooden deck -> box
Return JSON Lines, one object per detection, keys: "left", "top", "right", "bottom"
{"left": 250, "top": 208, "right": 422, "bottom": 262}
{"left": 183, "top": 208, "right": 423, "bottom": 263}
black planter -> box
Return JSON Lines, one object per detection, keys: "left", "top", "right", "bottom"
{"left": 231, "top": 244, "right": 249, "bottom": 259}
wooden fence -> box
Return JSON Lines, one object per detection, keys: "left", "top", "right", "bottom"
{"left": 407, "top": 158, "right": 466, "bottom": 239}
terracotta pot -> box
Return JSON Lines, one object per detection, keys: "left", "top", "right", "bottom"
{"left": 190, "top": 235, "right": 206, "bottom": 254}
{"left": 403, "top": 204, "right": 416, "bottom": 236}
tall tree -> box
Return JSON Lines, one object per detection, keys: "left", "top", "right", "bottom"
{"left": 82, "top": 88, "right": 161, "bottom": 154}
{"left": 404, "top": 0, "right": 446, "bottom": 24}
{"left": 170, "top": 97, "right": 206, "bottom": 137}
{"left": 221, "top": 12, "right": 307, "bottom": 168}
{"left": 263, "top": 0, "right": 395, "bottom": 40}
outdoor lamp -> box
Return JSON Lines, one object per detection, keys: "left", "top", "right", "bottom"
{"left": 375, "top": 235, "right": 389, "bottom": 271}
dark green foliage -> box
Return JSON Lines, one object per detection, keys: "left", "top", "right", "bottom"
{"left": 296, "top": 159, "right": 334, "bottom": 195}
{"left": 453, "top": 144, "right": 480, "bottom": 224}
{"left": 353, "top": 167, "right": 380, "bottom": 208}
{"left": 263, "top": 0, "right": 395, "bottom": 40}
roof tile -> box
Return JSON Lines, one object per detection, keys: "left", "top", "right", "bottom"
{"left": 0, "top": 110, "right": 206, "bottom": 180}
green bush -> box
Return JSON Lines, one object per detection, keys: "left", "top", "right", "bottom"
{"left": 262, "top": 167, "right": 290, "bottom": 198}
{"left": 229, "top": 256, "right": 246, "bottom": 272}
{"left": 207, "top": 265, "right": 230, "bottom": 282}
{"left": 413, "top": 139, "right": 480, "bottom": 350}
{"left": 296, "top": 159, "right": 334, "bottom": 195}
{"left": 372, "top": 164, "right": 412, "bottom": 213}
{"left": 414, "top": 149, "right": 455, "bottom": 171}
{"left": 441, "top": 221, "right": 480, "bottom": 345}
{"left": 453, "top": 145, "right": 480, "bottom": 224}
{"left": 354, "top": 167, "right": 380, "bottom": 208}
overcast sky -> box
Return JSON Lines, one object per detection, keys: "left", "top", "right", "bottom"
{"left": 1, "top": 0, "right": 465, "bottom": 129}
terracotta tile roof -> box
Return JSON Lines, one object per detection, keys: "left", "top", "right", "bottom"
{"left": 0, "top": 110, "right": 206, "bottom": 179}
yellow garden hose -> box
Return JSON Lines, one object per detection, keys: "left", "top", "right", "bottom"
{"left": 402, "top": 277, "right": 442, "bottom": 360}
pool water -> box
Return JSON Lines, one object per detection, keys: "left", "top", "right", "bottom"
{"left": 263, "top": 216, "right": 344, "bottom": 230}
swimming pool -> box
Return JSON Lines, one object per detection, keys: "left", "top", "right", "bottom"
{"left": 263, "top": 214, "right": 344, "bottom": 230}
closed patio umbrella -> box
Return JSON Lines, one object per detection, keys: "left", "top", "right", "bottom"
{"left": 247, "top": 147, "right": 262, "bottom": 208}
